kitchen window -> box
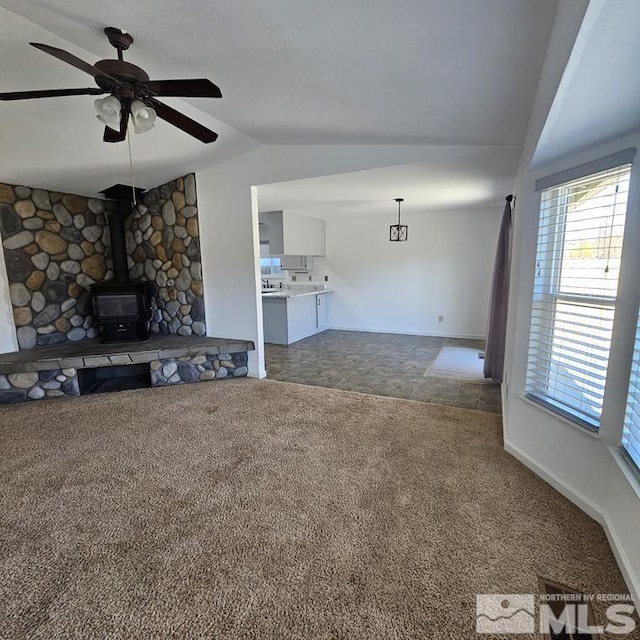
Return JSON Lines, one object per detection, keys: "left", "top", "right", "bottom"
{"left": 260, "top": 257, "right": 283, "bottom": 277}
{"left": 525, "top": 154, "right": 633, "bottom": 431}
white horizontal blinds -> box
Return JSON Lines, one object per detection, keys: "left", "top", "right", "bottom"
{"left": 526, "top": 163, "right": 632, "bottom": 429}
{"left": 623, "top": 310, "right": 640, "bottom": 470}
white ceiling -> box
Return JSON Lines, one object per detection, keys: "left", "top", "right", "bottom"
{"left": 0, "top": 0, "right": 558, "bottom": 198}
{"left": 533, "top": 0, "right": 640, "bottom": 166}
{"left": 0, "top": 6, "right": 260, "bottom": 196}
{"left": 257, "top": 146, "right": 521, "bottom": 218}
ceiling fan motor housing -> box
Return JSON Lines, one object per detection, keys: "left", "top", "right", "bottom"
{"left": 93, "top": 60, "right": 149, "bottom": 99}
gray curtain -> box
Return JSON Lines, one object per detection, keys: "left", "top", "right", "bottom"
{"left": 483, "top": 196, "right": 513, "bottom": 383}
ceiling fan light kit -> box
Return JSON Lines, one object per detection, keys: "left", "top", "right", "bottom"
{"left": 0, "top": 26, "right": 222, "bottom": 144}
{"left": 130, "top": 99, "right": 156, "bottom": 134}
{"left": 94, "top": 95, "right": 122, "bottom": 129}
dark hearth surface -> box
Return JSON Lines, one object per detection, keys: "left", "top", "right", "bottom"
{"left": 0, "top": 336, "right": 255, "bottom": 374}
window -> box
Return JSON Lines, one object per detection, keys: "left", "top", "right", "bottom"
{"left": 525, "top": 160, "right": 632, "bottom": 431}
{"left": 260, "top": 257, "right": 283, "bottom": 277}
{"left": 623, "top": 311, "right": 640, "bottom": 470}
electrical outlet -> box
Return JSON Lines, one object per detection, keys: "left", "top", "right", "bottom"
{"left": 438, "top": 315, "right": 444, "bottom": 323}
{"left": 324, "top": 275, "right": 329, "bottom": 282}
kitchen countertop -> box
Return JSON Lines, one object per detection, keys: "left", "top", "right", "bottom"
{"left": 261, "top": 288, "right": 334, "bottom": 299}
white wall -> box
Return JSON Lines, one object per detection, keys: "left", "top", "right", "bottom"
{"left": 502, "top": 0, "right": 640, "bottom": 602}
{"left": 316, "top": 208, "right": 499, "bottom": 338}
{"left": 505, "top": 133, "right": 640, "bottom": 602}
{"left": 196, "top": 144, "right": 513, "bottom": 378}
{"left": 0, "top": 244, "right": 18, "bottom": 354}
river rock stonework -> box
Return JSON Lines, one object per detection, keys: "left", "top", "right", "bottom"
{"left": 150, "top": 352, "right": 248, "bottom": 386}
{"left": 1, "top": 174, "right": 206, "bottom": 350}
{"left": 0, "top": 183, "right": 114, "bottom": 349}
{"left": 0, "top": 368, "right": 79, "bottom": 403}
{"left": 126, "top": 173, "right": 205, "bottom": 337}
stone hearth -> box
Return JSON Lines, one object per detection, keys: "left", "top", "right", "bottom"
{"left": 0, "top": 336, "right": 254, "bottom": 403}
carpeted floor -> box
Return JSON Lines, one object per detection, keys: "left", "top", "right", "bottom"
{"left": 0, "top": 379, "right": 634, "bottom": 639}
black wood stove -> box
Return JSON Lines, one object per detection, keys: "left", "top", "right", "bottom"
{"left": 91, "top": 184, "right": 150, "bottom": 342}
{"left": 91, "top": 280, "right": 150, "bottom": 342}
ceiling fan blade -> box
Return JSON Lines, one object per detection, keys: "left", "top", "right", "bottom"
{"left": 103, "top": 110, "right": 129, "bottom": 143}
{"left": 145, "top": 79, "right": 222, "bottom": 98}
{"left": 148, "top": 98, "right": 218, "bottom": 143}
{"left": 30, "top": 42, "right": 119, "bottom": 85}
{"left": 0, "top": 87, "right": 107, "bottom": 101}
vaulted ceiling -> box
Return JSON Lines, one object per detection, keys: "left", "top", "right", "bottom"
{"left": 533, "top": 0, "right": 640, "bottom": 166}
{"left": 0, "top": 0, "right": 558, "bottom": 196}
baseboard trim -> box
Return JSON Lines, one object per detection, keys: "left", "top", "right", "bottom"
{"left": 328, "top": 326, "right": 485, "bottom": 340}
{"left": 504, "top": 441, "right": 605, "bottom": 523}
{"left": 505, "top": 441, "right": 640, "bottom": 604}
{"left": 602, "top": 512, "right": 640, "bottom": 606}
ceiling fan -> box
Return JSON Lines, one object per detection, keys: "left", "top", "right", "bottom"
{"left": 0, "top": 27, "right": 221, "bottom": 144}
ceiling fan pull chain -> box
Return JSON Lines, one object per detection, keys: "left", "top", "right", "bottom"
{"left": 126, "top": 120, "right": 137, "bottom": 207}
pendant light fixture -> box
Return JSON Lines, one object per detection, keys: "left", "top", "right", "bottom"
{"left": 389, "top": 197, "right": 408, "bottom": 242}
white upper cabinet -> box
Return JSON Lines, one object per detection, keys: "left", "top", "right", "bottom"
{"left": 280, "top": 255, "right": 314, "bottom": 271}
{"left": 265, "top": 211, "right": 326, "bottom": 256}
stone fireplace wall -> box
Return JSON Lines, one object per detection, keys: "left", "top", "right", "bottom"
{"left": 126, "top": 173, "right": 205, "bottom": 336}
{"left": 0, "top": 183, "right": 114, "bottom": 349}
{"left": 1, "top": 173, "right": 206, "bottom": 350}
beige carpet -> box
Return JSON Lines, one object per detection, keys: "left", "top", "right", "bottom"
{"left": 0, "top": 379, "right": 634, "bottom": 639}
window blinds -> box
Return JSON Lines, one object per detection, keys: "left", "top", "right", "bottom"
{"left": 623, "top": 311, "right": 640, "bottom": 470}
{"left": 525, "top": 163, "right": 632, "bottom": 430}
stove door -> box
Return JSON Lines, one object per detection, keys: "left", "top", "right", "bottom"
{"left": 93, "top": 293, "right": 141, "bottom": 319}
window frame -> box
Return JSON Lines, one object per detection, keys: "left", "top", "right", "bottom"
{"left": 621, "top": 296, "right": 640, "bottom": 475}
{"left": 523, "top": 150, "right": 637, "bottom": 435}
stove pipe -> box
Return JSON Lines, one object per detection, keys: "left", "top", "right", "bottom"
{"left": 99, "top": 184, "right": 145, "bottom": 284}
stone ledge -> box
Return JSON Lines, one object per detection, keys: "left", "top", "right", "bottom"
{"left": 0, "top": 335, "right": 255, "bottom": 374}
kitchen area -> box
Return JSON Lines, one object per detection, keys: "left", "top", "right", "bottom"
{"left": 259, "top": 210, "right": 333, "bottom": 345}
{"left": 255, "top": 186, "right": 501, "bottom": 413}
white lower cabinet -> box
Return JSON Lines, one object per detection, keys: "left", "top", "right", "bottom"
{"left": 316, "top": 293, "right": 329, "bottom": 329}
{"left": 263, "top": 293, "right": 331, "bottom": 345}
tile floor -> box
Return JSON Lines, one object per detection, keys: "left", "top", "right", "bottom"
{"left": 264, "top": 330, "right": 502, "bottom": 413}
